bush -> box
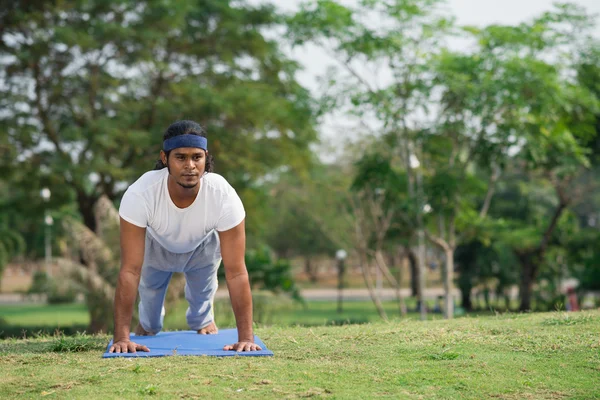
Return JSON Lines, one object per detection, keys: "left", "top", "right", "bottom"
{"left": 47, "top": 287, "right": 77, "bottom": 304}
{"left": 28, "top": 271, "right": 51, "bottom": 294}
{"left": 28, "top": 271, "right": 78, "bottom": 304}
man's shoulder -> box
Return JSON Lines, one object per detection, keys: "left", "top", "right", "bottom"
{"left": 202, "top": 173, "right": 235, "bottom": 193}
{"left": 127, "top": 169, "right": 166, "bottom": 195}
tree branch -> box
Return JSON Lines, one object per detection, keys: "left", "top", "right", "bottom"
{"left": 538, "top": 184, "right": 569, "bottom": 253}
{"left": 479, "top": 164, "right": 501, "bottom": 218}
{"left": 425, "top": 229, "right": 451, "bottom": 252}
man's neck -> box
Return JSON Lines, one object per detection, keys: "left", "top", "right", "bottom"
{"left": 167, "top": 175, "right": 199, "bottom": 208}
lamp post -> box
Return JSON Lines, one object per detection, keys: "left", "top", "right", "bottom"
{"left": 40, "top": 188, "right": 53, "bottom": 277}
{"left": 410, "top": 154, "right": 427, "bottom": 321}
{"left": 336, "top": 249, "right": 347, "bottom": 314}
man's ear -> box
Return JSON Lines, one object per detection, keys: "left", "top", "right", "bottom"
{"left": 160, "top": 150, "right": 167, "bottom": 165}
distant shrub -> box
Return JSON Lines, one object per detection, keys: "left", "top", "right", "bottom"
{"left": 47, "top": 287, "right": 77, "bottom": 304}
{"left": 28, "top": 271, "right": 51, "bottom": 294}
{"left": 51, "top": 334, "right": 105, "bottom": 352}
{"left": 28, "top": 271, "right": 78, "bottom": 304}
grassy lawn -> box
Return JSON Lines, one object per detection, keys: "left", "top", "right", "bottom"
{"left": 0, "top": 298, "right": 456, "bottom": 336}
{"left": 165, "top": 298, "right": 429, "bottom": 329}
{"left": 1, "top": 311, "right": 599, "bottom": 399}
{"left": 0, "top": 303, "right": 90, "bottom": 327}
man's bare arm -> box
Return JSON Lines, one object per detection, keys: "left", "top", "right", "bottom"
{"left": 219, "top": 220, "right": 262, "bottom": 352}
{"left": 109, "top": 218, "right": 149, "bottom": 353}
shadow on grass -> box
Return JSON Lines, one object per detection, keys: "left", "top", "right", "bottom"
{"left": 0, "top": 340, "right": 55, "bottom": 354}
{"left": 0, "top": 324, "right": 90, "bottom": 340}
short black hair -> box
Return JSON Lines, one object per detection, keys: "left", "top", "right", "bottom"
{"left": 154, "top": 120, "right": 214, "bottom": 172}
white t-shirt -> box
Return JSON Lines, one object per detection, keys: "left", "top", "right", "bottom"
{"left": 119, "top": 168, "right": 245, "bottom": 253}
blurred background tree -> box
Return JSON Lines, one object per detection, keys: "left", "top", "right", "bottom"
{"left": 0, "top": 0, "right": 317, "bottom": 241}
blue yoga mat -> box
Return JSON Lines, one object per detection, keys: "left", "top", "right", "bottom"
{"left": 103, "top": 329, "right": 273, "bottom": 358}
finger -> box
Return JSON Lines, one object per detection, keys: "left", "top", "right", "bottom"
{"left": 109, "top": 345, "right": 115, "bottom": 353}
{"left": 127, "top": 343, "right": 137, "bottom": 353}
{"left": 252, "top": 344, "right": 262, "bottom": 351}
{"left": 138, "top": 345, "right": 150, "bottom": 352}
{"left": 199, "top": 328, "right": 207, "bottom": 335}
{"left": 223, "top": 344, "right": 233, "bottom": 351}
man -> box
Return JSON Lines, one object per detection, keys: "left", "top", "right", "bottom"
{"left": 109, "top": 120, "right": 261, "bottom": 353}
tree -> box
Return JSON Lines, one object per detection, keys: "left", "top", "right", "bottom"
{"left": 266, "top": 162, "right": 338, "bottom": 283}
{"left": 440, "top": 4, "right": 598, "bottom": 311}
{"left": 1, "top": 0, "right": 317, "bottom": 242}
{"left": 288, "top": 0, "right": 453, "bottom": 319}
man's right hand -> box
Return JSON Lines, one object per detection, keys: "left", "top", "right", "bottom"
{"left": 109, "top": 339, "right": 150, "bottom": 354}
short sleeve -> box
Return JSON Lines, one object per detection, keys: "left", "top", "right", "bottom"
{"left": 119, "top": 190, "right": 148, "bottom": 228}
{"left": 216, "top": 190, "right": 246, "bottom": 231}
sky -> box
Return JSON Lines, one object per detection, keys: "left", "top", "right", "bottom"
{"left": 248, "top": 0, "right": 600, "bottom": 158}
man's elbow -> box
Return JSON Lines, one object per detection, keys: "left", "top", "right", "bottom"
{"left": 119, "top": 266, "right": 142, "bottom": 281}
{"left": 225, "top": 267, "right": 249, "bottom": 282}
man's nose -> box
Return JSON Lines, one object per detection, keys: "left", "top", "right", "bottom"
{"left": 186, "top": 158, "right": 195, "bottom": 169}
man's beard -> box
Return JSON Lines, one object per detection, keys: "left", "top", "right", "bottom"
{"left": 177, "top": 180, "right": 198, "bottom": 189}
{"left": 166, "top": 162, "right": 198, "bottom": 189}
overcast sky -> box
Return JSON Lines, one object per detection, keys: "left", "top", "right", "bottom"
{"left": 250, "top": 0, "right": 600, "bottom": 156}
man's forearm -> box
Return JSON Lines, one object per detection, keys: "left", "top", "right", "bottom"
{"left": 226, "top": 271, "right": 254, "bottom": 341}
{"left": 113, "top": 269, "right": 141, "bottom": 341}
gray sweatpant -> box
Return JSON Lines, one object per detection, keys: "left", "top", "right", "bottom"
{"left": 138, "top": 230, "right": 221, "bottom": 334}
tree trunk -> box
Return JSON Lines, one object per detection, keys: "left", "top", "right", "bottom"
{"left": 76, "top": 190, "right": 99, "bottom": 232}
{"left": 504, "top": 293, "right": 511, "bottom": 311}
{"left": 443, "top": 248, "right": 455, "bottom": 319}
{"left": 518, "top": 252, "right": 538, "bottom": 311}
{"left": 87, "top": 293, "right": 112, "bottom": 334}
{"left": 483, "top": 285, "right": 491, "bottom": 310}
{"left": 304, "top": 257, "right": 318, "bottom": 283}
{"left": 374, "top": 250, "right": 407, "bottom": 317}
{"left": 517, "top": 200, "right": 567, "bottom": 311}
{"left": 358, "top": 253, "right": 388, "bottom": 321}
{"left": 408, "top": 250, "right": 418, "bottom": 297}
{"left": 461, "top": 284, "right": 473, "bottom": 312}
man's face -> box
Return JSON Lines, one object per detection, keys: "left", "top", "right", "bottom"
{"left": 162, "top": 147, "right": 207, "bottom": 189}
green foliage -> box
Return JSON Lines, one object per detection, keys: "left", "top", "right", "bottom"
{"left": 566, "top": 230, "right": 600, "bottom": 292}
{"left": 1, "top": 0, "right": 318, "bottom": 242}
{"left": 246, "top": 247, "right": 303, "bottom": 302}
{"left": 265, "top": 160, "right": 339, "bottom": 260}
{"left": 28, "top": 271, "right": 52, "bottom": 295}
{"left": 47, "top": 286, "right": 78, "bottom": 305}
{"left": 218, "top": 246, "right": 303, "bottom": 302}
{"left": 27, "top": 271, "right": 78, "bottom": 304}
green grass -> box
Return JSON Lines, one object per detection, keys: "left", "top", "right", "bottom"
{"left": 0, "top": 303, "right": 89, "bottom": 326}
{"left": 0, "top": 298, "right": 449, "bottom": 337}
{"left": 164, "top": 296, "right": 464, "bottom": 330}
{"left": 1, "top": 311, "right": 599, "bottom": 399}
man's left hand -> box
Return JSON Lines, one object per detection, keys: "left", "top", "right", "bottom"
{"left": 223, "top": 341, "right": 262, "bottom": 352}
